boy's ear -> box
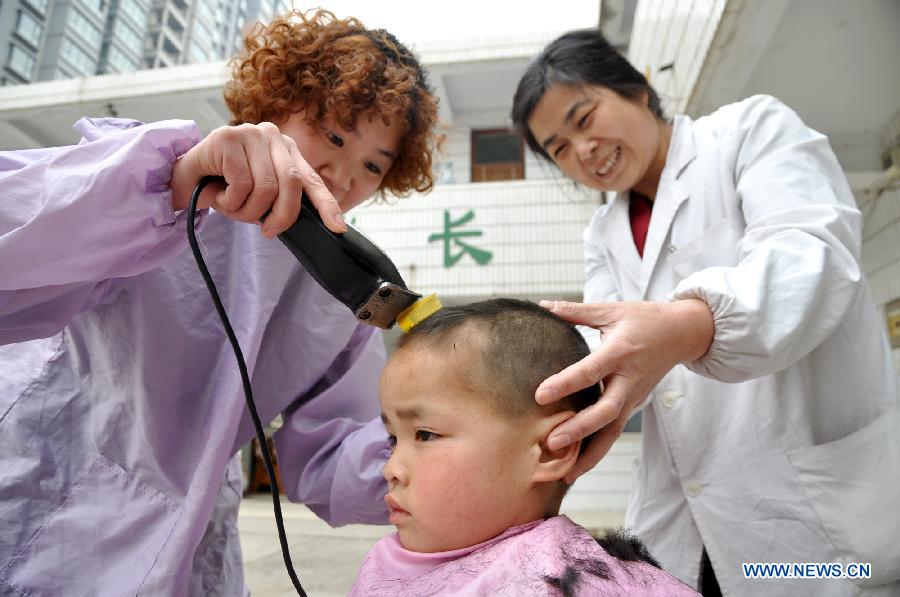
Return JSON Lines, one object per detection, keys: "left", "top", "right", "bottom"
{"left": 531, "top": 410, "right": 581, "bottom": 484}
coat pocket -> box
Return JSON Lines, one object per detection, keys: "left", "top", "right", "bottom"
{"left": 666, "top": 217, "right": 744, "bottom": 279}
{"left": 0, "top": 454, "right": 183, "bottom": 597}
{"left": 787, "top": 407, "right": 900, "bottom": 587}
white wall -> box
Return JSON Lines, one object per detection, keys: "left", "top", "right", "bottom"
{"left": 353, "top": 179, "right": 601, "bottom": 301}
{"left": 627, "top": 0, "right": 727, "bottom": 115}
{"left": 858, "top": 182, "right": 900, "bottom": 374}
{"left": 860, "top": 185, "right": 900, "bottom": 304}
{"left": 562, "top": 433, "right": 641, "bottom": 512}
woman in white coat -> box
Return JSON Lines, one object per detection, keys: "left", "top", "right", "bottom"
{"left": 512, "top": 29, "right": 899, "bottom": 596}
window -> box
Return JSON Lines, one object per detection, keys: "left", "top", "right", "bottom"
{"left": 190, "top": 18, "right": 214, "bottom": 52}
{"left": 107, "top": 46, "right": 138, "bottom": 72}
{"left": 118, "top": 0, "right": 149, "bottom": 28}
{"left": 7, "top": 44, "right": 36, "bottom": 79}
{"left": 60, "top": 37, "right": 96, "bottom": 75}
{"left": 15, "top": 10, "right": 43, "bottom": 47}
{"left": 196, "top": 0, "right": 215, "bottom": 25}
{"left": 188, "top": 40, "right": 208, "bottom": 63}
{"left": 162, "top": 36, "right": 179, "bottom": 62}
{"left": 23, "top": 0, "right": 49, "bottom": 15}
{"left": 114, "top": 21, "right": 144, "bottom": 54}
{"left": 470, "top": 129, "right": 524, "bottom": 182}
{"left": 165, "top": 11, "right": 185, "bottom": 35}
{"left": 69, "top": 9, "right": 103, "bottom": 47}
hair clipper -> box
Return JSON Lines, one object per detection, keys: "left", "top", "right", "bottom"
{"left": 199, "top": 176, "right": 422, "bottom": 329}
{"left": 274, "top": 193, "right": 422, "bottom": 329}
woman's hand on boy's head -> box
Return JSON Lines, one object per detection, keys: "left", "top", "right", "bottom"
{"left": 170, "top": 122, "right": 347, "bottom": 236}
{"left": 535, "top": 299, "right": 714, "bottom": 482}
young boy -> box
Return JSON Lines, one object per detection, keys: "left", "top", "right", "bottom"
{"left": 351, "top": 299, "right": 698, "bottom": 595}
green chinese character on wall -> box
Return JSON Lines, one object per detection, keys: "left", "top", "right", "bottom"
{"left": 428, "top": 210, "right": 493, "bottom": 268}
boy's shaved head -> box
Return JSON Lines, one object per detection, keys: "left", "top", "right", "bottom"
{"left": 395, "top": 299, "right": 599, "bottom": 425}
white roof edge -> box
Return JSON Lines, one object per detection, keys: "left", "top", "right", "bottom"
{"left": 0, "top": 61, "right": 231, "bottom": 113}
{"left": 411, "top": 31, "right": 560, "bottom": 65}
{"left": 0, "top": 32, "right": 557, "bottom": 113}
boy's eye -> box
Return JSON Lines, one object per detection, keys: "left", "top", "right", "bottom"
{"left": 415, "top": 430, "right": 439, "bottom": 442}
{"left": 327, "top": 132, "right": 344, "bottom": 147}
{"left": 365, "top": 161, "right": 382, "bottom": 175}
{"left": 386, "top": 434, "right": 397, "bottom": 449}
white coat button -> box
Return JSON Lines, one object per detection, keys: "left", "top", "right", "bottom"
{"left": 683, "top": 479, "right": 702, "bottom": 497}
{"left": 660, "top": 390, "right": 682, "bottom": 409}
{"left": 667, "top": 244, "right": 677, "bottom": 253}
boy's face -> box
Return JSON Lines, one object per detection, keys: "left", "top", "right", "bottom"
{"left": 379, "top": 346, "right": 545, "bottom": 553}
{"left": 277, "top": 110, "right": 402, "bottom": 212}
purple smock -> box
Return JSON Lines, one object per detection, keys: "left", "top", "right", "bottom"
{"left": 0, "top": 117, "right": 391, "bottom": 596}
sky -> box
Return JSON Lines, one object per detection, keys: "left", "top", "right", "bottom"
{"left": 290, "top": 1, "right": 599, "bottom": 46}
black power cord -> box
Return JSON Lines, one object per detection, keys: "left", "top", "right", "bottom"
{"left": 186, "top": 176, "right": 307, "bottom": 597}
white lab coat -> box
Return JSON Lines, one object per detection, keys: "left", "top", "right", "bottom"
{"left": 583, "top": 95, "right": 900, "bottom": 596}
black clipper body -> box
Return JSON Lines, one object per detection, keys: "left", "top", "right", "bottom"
{"left": 276, "top": 195, "right": 421, "bottom": 329}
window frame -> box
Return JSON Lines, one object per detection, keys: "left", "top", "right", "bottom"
{"left": 469, "top": 127, "right": 525, "bottom": 183}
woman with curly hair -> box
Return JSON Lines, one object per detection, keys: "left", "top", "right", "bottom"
{"left": 0, "top": 10, "right": 438, "bottom": 596}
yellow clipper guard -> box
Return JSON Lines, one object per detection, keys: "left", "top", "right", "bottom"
{"left": 396, "top": 293, "right": 442, "bottom": 332}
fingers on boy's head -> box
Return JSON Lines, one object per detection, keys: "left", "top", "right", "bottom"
{"left": 395, "top": 299, "right": 601, "bottom": 419}
{"left": 224, "top": 9, "right": 441, "bottom": 196}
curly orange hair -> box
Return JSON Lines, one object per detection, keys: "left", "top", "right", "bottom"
{"left": 224, "top": 9, "right": 439, "bottom": 197}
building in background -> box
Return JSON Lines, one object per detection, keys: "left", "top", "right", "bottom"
{"left": 144, "top": 0, "right": 286, "bottom": 70}
{"left": 0, "top": 0, "right": 288, "bottom": 86}
{"left": 0, "top": 0, "right": 51, "bottom": 85}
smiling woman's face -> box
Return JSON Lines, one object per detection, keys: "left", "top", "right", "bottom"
{"left": 527, "top": 84, "right": 668, "bottom": 197}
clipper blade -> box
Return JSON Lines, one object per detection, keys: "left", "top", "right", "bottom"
{"left": 396, "top": 293, "right": 442, "bottom": 332}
